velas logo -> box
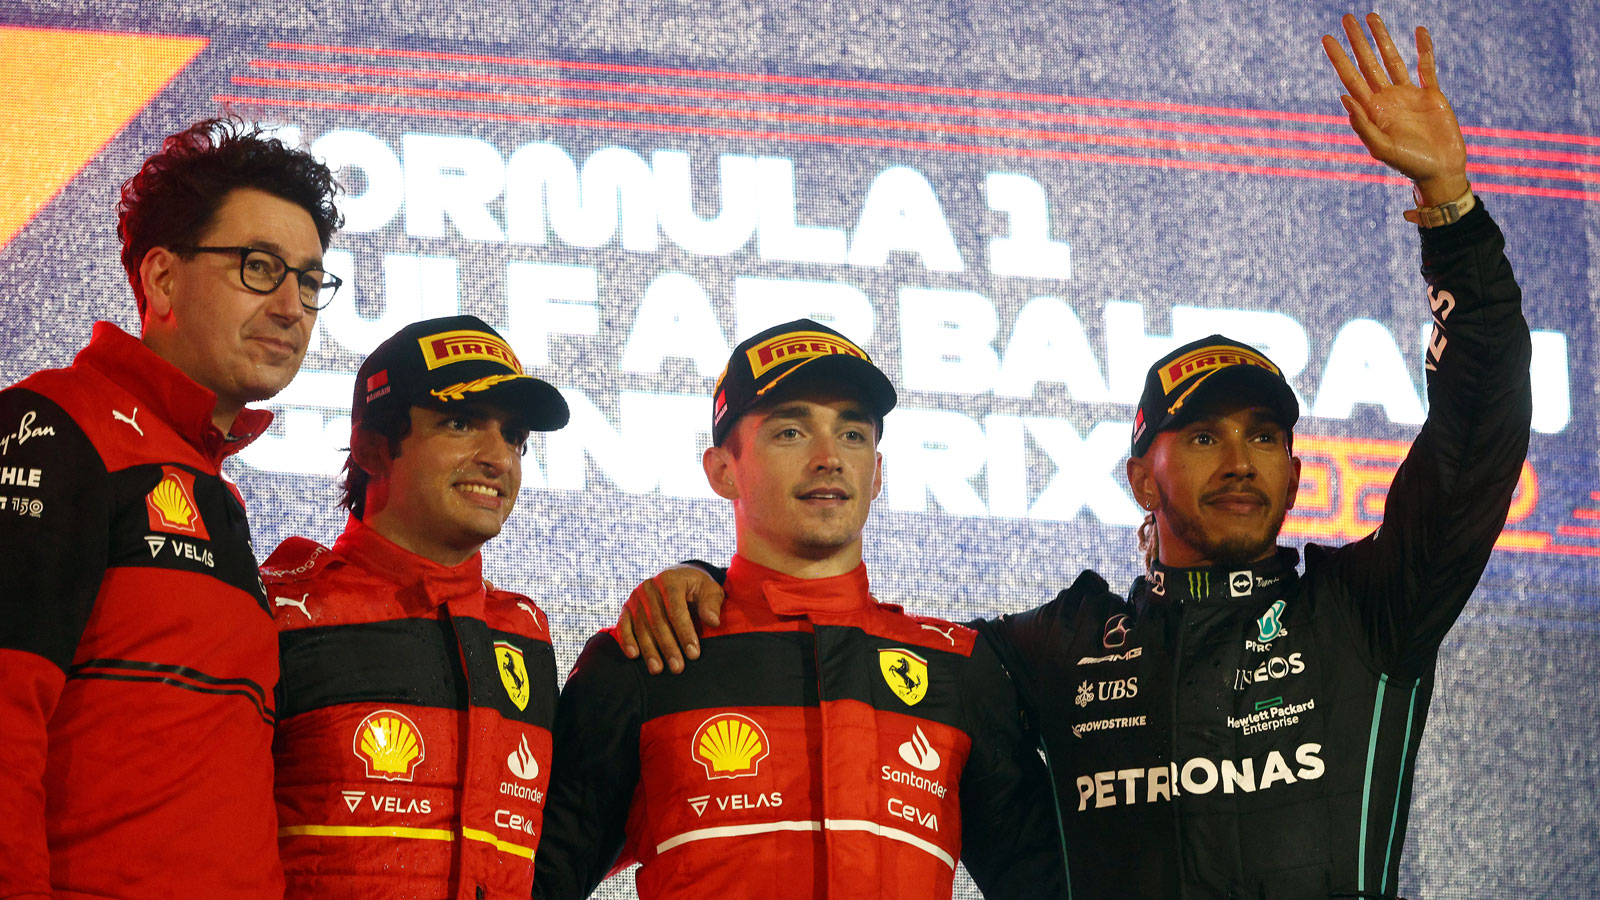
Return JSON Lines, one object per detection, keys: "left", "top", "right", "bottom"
{"left": 745, "top": 330, "right": 869, "bottom": 379}
{"left": 417, "top": 330, "right": 523, "bottom": 373}
{"left": 879, "top": 647, "right": 929, "bottom": 706}
{"left": 145, "top": 466, "right": 210, "bottom": 541}
{"left": 495, "top": 640, "right": 530, "bottom": 711}
{"left": 353, "top": 710, "right": 426, "bottom": 782}
{"left": 431, "top": 373, "right": 527, "bottom": 403}
{"left": 692, "top": 713, "right": 770, "bottom": 780}
{"left": 1158, "top": 345, "right": 1281, "bottom": 394}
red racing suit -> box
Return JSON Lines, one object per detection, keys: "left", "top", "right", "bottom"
{"left": 532, "top": 555, "right": 1062, "bottom": 900}
{"left": 265, "top": 516, "right": 557, "bottom": 900}
{"left": 0, "top": 322, "right": 282, "bottom": 900}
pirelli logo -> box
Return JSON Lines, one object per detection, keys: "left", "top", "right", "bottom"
{"left": 418, "top": 330, "right": 523, "bottom": 373}
{"left": 746, "top": 331, "right": 869, "bottom": 379}
{"left": 1159, "top": 345, "right": 1280, "bottom": 394}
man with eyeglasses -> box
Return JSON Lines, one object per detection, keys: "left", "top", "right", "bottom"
{"left": 0, "top": 117, "right": 341, "bottom": 899}
{"left": 264, "top": 315, "right": 569, "bottom": 899}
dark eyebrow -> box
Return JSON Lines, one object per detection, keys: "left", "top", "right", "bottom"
{"left": 247, "top": 239, "right": 324, "bottom": 270}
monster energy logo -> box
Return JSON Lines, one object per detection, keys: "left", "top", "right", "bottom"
{"left": 1187, "top": 572, "right": 1210, "bottom": 597}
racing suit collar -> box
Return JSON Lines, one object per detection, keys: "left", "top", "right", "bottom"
{"left": 332, "top": 514, "right": 486, "bottom": 612}
{"left": 725, "top": 554, "right": 872, "bottom": 617}
{"left": 1145, "top": 546, "right": 1300, "bottom": 605}
{"left": 74, "top": 321, "right": 274, "bottom": 460}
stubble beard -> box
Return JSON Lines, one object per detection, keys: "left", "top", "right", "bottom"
{"left": 790, "top": 506, "right": 866, "bottom": 558}
{"left": 1156, "top": 484, "right": 1286, "bottom": 568}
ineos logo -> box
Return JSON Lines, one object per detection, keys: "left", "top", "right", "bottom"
{"left": 1102, "top": 614, "right": 1131, "bottom": 649}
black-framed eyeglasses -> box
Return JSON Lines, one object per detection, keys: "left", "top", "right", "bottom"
{"left": 182, "top": 245, "right": 343, "bottom": 311}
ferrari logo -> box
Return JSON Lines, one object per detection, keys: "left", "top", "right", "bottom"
{"left": 494, "top": 640, "right": 529, "bottom": 711}
{"left": 878, "top": 648, "right": 929, "bottom": 706}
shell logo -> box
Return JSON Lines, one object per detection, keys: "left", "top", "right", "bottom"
{"left": 691, "top": 713, "right": 770, "bottom": 780}
{"left": 353, "top": 710, "right": 426, "bottom": 782}
{"left": 144, "top": 466, "right": 210, "bottom": 540}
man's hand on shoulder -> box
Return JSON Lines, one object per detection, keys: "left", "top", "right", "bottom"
{"left": 1322, "top": 12, "right": 1470, "bottom": 205}
{"left": 616, "top": 565, "right": 726, "bottom": 675}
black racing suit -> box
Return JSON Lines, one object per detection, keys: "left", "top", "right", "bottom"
{"left": 976, "top": 202, "right": 1531, "bottom": 899}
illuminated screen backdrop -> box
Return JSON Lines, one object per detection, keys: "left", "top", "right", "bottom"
{"left": 2, "top": 3, "right": 1597, "bottom": 897}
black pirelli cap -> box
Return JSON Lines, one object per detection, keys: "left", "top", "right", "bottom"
{"left": 711, "top": 318, "right": 897, "bottom": 446}
{"left": 1130, "top": 334, "right": 1298, "bottom": 457}
{"left": 353, "top": 315, "right": 569, "bottom": 432}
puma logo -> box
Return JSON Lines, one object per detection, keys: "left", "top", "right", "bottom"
{"left": 517, "top": 601, "right": 543, "bottom": 628}
{"left": 919, "top": 623, "right": 956, "bottom": 646}
{"left": 112, "top": 407, "right": 143, "bottom": 436}
{"left": 274, "top": 593, "right": 311, "bottom": 621}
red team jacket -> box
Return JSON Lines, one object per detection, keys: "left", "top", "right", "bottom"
{"left": 0, "top": 323, "right": 282, "bottom": 899}
{"left": 533, "top": 556, "right": 1062, "bottom": 900}
{"left": 265, "top": 517, "right": 557, "bottom": 900}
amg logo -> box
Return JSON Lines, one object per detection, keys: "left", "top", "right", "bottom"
{"left": 746, "top": 331, "right": 869, "bottom": 378}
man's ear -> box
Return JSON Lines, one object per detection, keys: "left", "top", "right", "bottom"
{"left": 870, "top": 450, "right": 883, "bottom": 501}
{"left": 1126, "top": 454, "right": 1156, "bottom": 512}
{"left": 704, "top": 445, "right": 738, "bottom": 501}
{"left": 350, "top": 427, "right": 393, "bottom": 478}
{"left": 139, "top": 247, "right": 179, "bottom": 322}
{"left": 1285, "top": 455, "right": 1303, "bottom": 511}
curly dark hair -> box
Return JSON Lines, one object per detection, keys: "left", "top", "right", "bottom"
{"left": 118, "top": 116, "right": 343, "bottom": 315}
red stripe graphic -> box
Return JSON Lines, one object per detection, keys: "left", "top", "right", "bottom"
{"left": 262, "top": 40, "right": 1600, "bottom": 145}
{"left": 221, "top": 41, "right": 1600, "bottom": 203}
{"left": 243, "top": 59, "right": 1600, "bottom": 166}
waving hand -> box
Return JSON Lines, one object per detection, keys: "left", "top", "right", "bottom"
{"left": 1322, "top": 13, "right": 1470, "bottom": 205}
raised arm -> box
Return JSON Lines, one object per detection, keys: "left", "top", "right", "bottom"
{"left": 1317, "top": 14, "right": 1532, "bottom": 675}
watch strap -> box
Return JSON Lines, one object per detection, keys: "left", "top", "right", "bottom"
{"left": 1404, "top": 186, "right": 1476, "bottom": 228}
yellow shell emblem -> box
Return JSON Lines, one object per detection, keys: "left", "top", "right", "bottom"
{"left": 150, "top": 475, "right": 196, "bottom": 529}
{"left": 692, "top": 713, "right": 770, "bottom": 780}
{"left": 495, "top": 640, "right": 529, "bottom": 711}
{"left": 353, "top": 710, "right": 426, "bottom": 782}
{"left": 879, "top": 648, "right": 929, "bottom": 706}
